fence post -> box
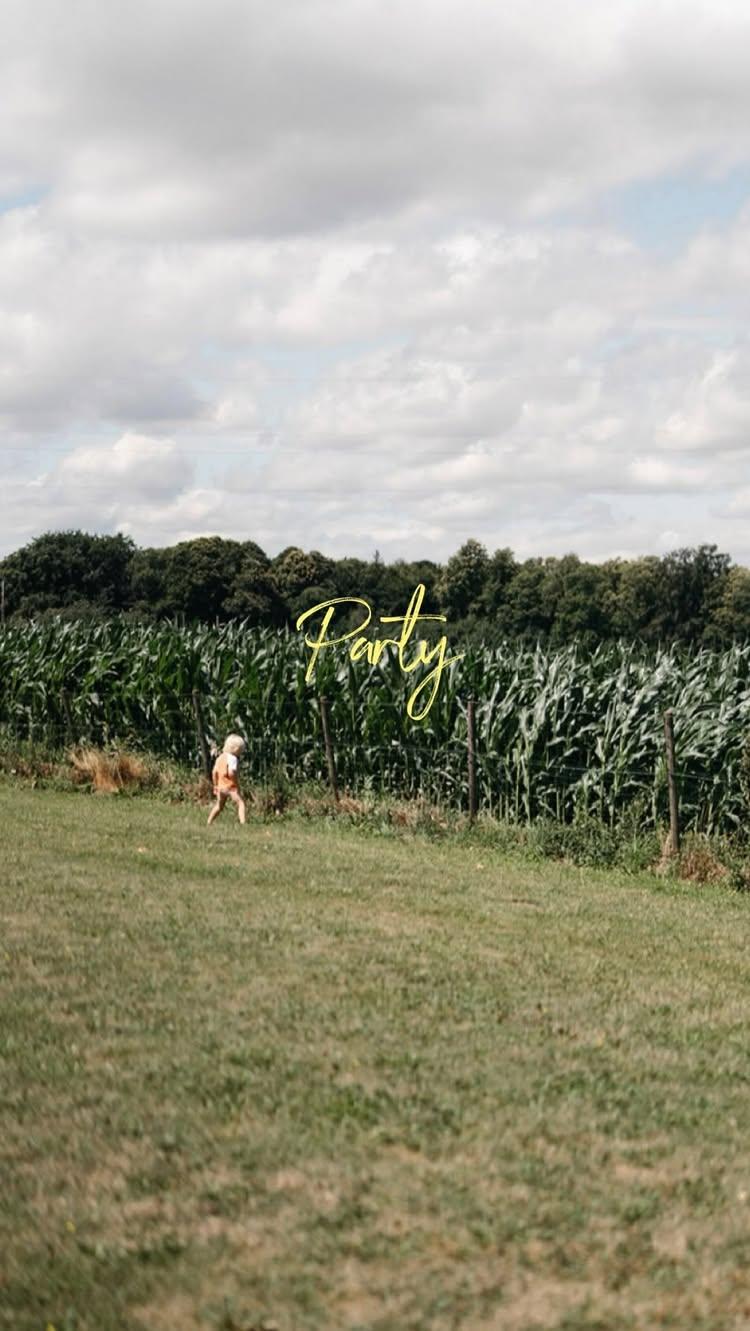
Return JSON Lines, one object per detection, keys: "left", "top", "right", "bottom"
{"left": 467, "top": 695, "right": 477, "bottom": 823}
{"left": 663, "top": 709, "right": 680, "bottom": 855}
{"left": 192, "top": 689, "right": 213, "bottom": 783}
{"left": 319, "top": 694, "right": 339, "bottom": 803}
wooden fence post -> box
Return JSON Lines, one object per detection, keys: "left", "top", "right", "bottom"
{"left": 663, "top": 708, "right": 680, "bottom": 855}
{"left": 319, "top": 694, "right": 339, "bottom": 803}
{"left": 467, "top": 696, "right": 477, "bottom": 823}
{"left": 192, "top": 689, "right": 213, "bottom": 783}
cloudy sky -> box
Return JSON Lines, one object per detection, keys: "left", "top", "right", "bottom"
{"left": 2, "top": 0, "right": 750, "bottom": 563}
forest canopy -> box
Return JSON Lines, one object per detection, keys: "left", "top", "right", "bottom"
{"left": 1, "top": 530, "right": 749, "bottom": 647}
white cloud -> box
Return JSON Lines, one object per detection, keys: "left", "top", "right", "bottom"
{"left": 59, "top": 433, "right": 190, "bottom": 500}
{"left": 6, "top": 0, "right": 750, "bottom": 235}
{"left": 657, "top": 349, "right": 750, "bottom": 451}
{"left": 2, "top": 0, "right": 750, "bottom": 563}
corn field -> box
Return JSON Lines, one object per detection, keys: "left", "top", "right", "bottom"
{"left": 1, "top": 619, "right": 750, "bottom": 833}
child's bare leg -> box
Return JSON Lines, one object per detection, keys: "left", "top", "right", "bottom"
{"left": 229, "top": 790, "right": 246, "bottom": 825}
{"left": 207, "top": 793, "right": 227, "bottom": 825}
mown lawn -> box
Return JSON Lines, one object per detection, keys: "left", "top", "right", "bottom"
{"left": 3, "top": 786, "right": 750, "bottom": 1330}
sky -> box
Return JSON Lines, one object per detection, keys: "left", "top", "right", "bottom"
{"left": 2, "top": 0, "right": 750, "bottom": 564}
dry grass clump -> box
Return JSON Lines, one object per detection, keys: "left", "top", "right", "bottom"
{"left": 677, "top": 837, "right": 730, "bottom": 885}
{"left": 69, "top": 747, "right": 159, "bottom": 794}
{"left": 284, "top": 789, "right": 449, "bottom": 833}
{"left": 182, "top": 774, "right": 214, "bottom": 804}
{"left": 656, "top": 832, "right": 730, "bottom": 884}
{"left": 1, "top": 738, "right": 205, "bottom": 802}
{"left": 287, "top": 792, "right": 329, "bottom": 818}
{"left": 387, "top": 796, "right": 449, "bottom": 834}
{"left": 336, "top": 793, "right": 370, "bottom": 817}
{"left": 249, "top": 786, "right": 450, "bottom": 833}
{"left": 253, "top": 786, "right": 290, "bottom": 817}
{"left": 0, "top": 753, "right": 57, "bottom": 783}
{"left": 251, "top": 777, "right": 452, "bottom": 830}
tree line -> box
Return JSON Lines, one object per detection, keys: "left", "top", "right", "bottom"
{"left": 1, "top": 530, "right": 749, "bottom": 647}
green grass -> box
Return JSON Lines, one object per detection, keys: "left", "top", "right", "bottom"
{"left": 3, "top": 788, "right": 750, "bottom": 1329}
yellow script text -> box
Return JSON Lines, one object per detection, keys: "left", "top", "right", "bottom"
{"left": 296, "top": 584, "right": 464, "bottom": 721}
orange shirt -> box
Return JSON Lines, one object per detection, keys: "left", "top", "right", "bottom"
{"left": 212, "top": 752, "right": 239, "bottom": 793}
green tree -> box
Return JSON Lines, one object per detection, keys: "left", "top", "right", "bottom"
{"left": 541, "top": 555, "right": 614, "bottom": 647}
{"left": 129, "top": 547, "right": 170, "bottom": 618}
{"left": 482, "top": 547, "right": 518, "bottom": 618}
{"left": 437, "top": 540, "right": 490, "bottom": 621}
{"left": 160, "top": 537, "right": 243, "bottom": 621}
{"left": 496, "top": 558, "right": 553, "bottom": 641}
{"left": 0, "top": 530, "right": 135, "bottom": 618}
{"left": 273, "top": 547, "right": 333, "bottom": 601}
{"left": 376, "top": 559, "right": 442, "bottom": 617}
{"left": 708, "top": 565, "right": 750, "bottom": 643}
{"left": 224, "top": 555, "right": 288, "bottom": 625}
{"left": 658, "top": 544, "right": 731, "bottom": 643}
{"left": 609, "top": 556, "right": 663, "bottom": 641}
{"left": 239, "top": 539, "right": 271, "bottom": 567}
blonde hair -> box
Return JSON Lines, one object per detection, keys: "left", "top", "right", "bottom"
{"left": 223, "top": 733, "right": 246, "bottom": 756}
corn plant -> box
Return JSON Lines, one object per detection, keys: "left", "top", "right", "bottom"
{"left": 1, "top": 619, "right": 749, "bottom": 832}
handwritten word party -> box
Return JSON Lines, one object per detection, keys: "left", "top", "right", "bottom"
{"left": 296, "top": 584, "right": 464, "bottom": 721}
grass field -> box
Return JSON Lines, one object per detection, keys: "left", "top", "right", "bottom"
{"left": 3, "top": 790, "right": 750, "bottom": 1330}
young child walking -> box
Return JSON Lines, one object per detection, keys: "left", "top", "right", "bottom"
{"left": 207, "top": 734, "right": 247, "bottom": 826}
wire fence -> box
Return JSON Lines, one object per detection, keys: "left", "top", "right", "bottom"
{"left": 1, "top": 685, "right": 744, "bottom": 838}
{"left": 3, "top": 621, "right": 750, "bottom": 835}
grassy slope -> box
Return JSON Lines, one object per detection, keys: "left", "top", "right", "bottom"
{"left": 3, "top": 789, "right": 750, "bottom": 1330}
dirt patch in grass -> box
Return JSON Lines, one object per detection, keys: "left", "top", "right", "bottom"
{"left": 131, "top": 1292, "right": 207, "bottom": 1331}
{"left": 472, "top": 1275, "right": 611, "bottom": 1331}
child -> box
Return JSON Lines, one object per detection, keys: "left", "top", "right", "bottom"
{"left": 207, "top": 734, "right": 247, "bottom": 826}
